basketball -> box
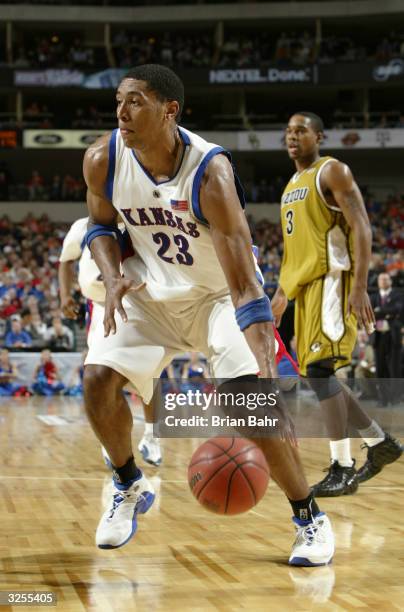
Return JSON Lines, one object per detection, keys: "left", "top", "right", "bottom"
{"left": 188, "top": 437, "right": 270, "bottom": 515}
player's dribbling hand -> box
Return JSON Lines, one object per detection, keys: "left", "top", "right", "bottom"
{"left": 272, "top": 392, "right": 298, "bottom": 447}
{"left": 347, "top": 287, "right": 376, "bottom": 334}
{"left": 61, "top": 296, "right": 80, "bottom": 320}
{"left": 257, "top": 379, "right": 297, "bottom": 447}
{"left": 103, "top": 277, "right": 146, "bottom": 336}
{"left": 255, "top": 373, "right": 298, "bottom": 447}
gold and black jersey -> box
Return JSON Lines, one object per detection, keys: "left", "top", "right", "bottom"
{"left": 279, "top": 156, "right": 353, "bottom": 300}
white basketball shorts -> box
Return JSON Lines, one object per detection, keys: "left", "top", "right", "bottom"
{"left": 85, "top": 291, "right": 259, "bottom": 403}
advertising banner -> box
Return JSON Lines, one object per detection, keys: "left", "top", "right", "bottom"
{"left": 372, "top": 58, "right": 404, "bottom": 82}
{"left": 209, "top": 65, "right": 315, "bottom": 85}
{"left": 23, "top": 128, "right": 404, "bottom": 151}
{"left": 14, "top": 67, "right": 203, "bottom": 89}
{"left": 14, "top": 69, "right": 85, "bottom": 87}
{"left": 23, "top": 129, "right": 108, "bottom": 148}
{"left": 319, "top": 59, "right": 404, "bottom": 85}
{"left": 237, "top": 128, "right": 404, "bottom": 151}
{"left": 13, "top": 61, "right": 404, "bottom": 90}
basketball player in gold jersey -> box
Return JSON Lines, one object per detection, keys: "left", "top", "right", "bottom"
{"left": 272, "top": 112, "right": 402, "bottom": 496}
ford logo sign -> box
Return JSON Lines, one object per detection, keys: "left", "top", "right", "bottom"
{"left": 34, "top": 133, "right": 63, "bottom": 145}
{"left": 373, "top": 59, "right": 404, "bottom": 82}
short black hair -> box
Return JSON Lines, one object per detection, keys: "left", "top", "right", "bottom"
{"left": 292, "top": 111, "right": 324, "bottom": 133}
{"left": 123, "top": 64, "right": 184, "bottom": 122}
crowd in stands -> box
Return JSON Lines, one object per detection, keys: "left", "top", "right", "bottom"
{"left": 319, "top": 32, "right": 404, "bottom": 65}
{"left": 6, "top": 29, "right": 404, "bottom": 71}
{"left": 332, "top": 112, "right": 404, "bottom": 130}
{"left": 0, "top": 214, "right": 85, "bottom": 358}
{"left": 112, "top": 31, "right": 212, "bottom": 69}
{"left": 218, "top": 31, "right": 319, "bottom": 67}
{"left": 71, "top": 106, "right": 109, "bottom": 129}
{"left": 12, "top": 36, "right": 105, "bottom": 70}
{"left": 0, "top": 168, "right": 86, "bottom": 202}
{"left": 6, "top": 103, "right": 112, "bottom": 131}
{"left": 243, "top": 177, "right": 286, "bottom": 204}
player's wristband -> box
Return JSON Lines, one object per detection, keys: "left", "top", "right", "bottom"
{"left": 85, "top": 224, "right": 123, "bottom": 251}
{"left": 235, "top": 296, "right": 273, "bottom": 331}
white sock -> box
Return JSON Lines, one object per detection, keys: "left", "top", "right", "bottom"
{"left": 144, "top": 422, "right": 154, "bottom": 436}
{"left": 358, "top": 420, "right": 385, "bottom": 447}
{"left": 329, "top": 438, "right": 353, "bottom": 467}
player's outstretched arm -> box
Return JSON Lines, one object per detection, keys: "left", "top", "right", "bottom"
{"left": 199, "top": 154, "right": 277, "bottom": 379}
{"left": 83, "top": 135, "right": 143, "bottom": 336}
{"left": 59, "top": 219, "right": 88, "bottom": 319}
{"left": 320, "top": 160, "right": 376, "bottom": 332}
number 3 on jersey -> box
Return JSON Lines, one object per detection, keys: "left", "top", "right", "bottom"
{"left": 285, "top": 209, "right": 294, "bottom": 235}
{"left": 152, "top": 232, "right": 194, "bottom": 265}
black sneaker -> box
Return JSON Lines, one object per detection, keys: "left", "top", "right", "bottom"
{"left": 311, "top": 460, "right": 358, "bottom": 497}
{"left": 357, "top": 433, "right": 403, "bottom": 483}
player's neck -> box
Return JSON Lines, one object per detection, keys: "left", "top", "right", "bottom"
{"left": 134, "top": 128, "right": 183, "bottom": 183}
{"left": 294, "top": 153, "right": 320, "bottom": 174}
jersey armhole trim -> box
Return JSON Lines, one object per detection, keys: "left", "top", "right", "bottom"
{"left": 105, "top": 129, "right": 117, "bottom": 202}
{"left": 315, "top": 158, "right": 341, "bottom": 212}
{"left": 191, "top": 147, "right": 246, "bottom": 225}
{"left": 191, "top": 146, "right": 224, "bottom": 225}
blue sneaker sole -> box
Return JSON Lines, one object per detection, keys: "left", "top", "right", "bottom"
{"left": 98, "top": 491, "right": 155, "bottom": 550}
{"left": 289, "top": 556, "right": 333, "bottom": 567}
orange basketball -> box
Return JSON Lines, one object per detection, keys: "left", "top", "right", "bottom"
{"left": 188, "top": 437, "right": 270, "bottom": 515}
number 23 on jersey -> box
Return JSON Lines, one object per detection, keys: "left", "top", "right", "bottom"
{"left": 152, "top": 232, "right": 194, "bottom": 265}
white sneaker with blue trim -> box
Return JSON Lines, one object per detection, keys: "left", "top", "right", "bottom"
{"left": 289, "top": 513, "right": 334, "bottom": 566}
{"left": 138, "top": 433, "right": 162, "bottom": 467}
{"left": 96, "top": 472, "right": 155, "bottom": 549}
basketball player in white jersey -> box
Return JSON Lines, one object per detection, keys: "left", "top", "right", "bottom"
{"left": 82, "top": 64, "right": 334, "bottom": 565}
{"left": 58, "top": 218, "right": 293, "bottom": 466}
{"left": 58, "top": 216, "right": 162, "bottom": 466}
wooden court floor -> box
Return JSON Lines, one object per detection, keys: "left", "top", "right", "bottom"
{"left": 0, "top": 396, "right": 403, "bottom": 612}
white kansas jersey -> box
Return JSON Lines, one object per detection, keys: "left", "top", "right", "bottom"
{"left": 107, "top": 126, "right": 245, "bottom": 303}
{"left": 59, "top": 217, "right": 106, "bottom": 303}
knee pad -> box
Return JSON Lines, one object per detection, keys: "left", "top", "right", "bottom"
{"left": 306, "top": 362, "right": 342, "bottom": 401}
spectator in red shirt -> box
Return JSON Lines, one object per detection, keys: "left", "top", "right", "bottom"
{"left": 32, "top": 349, "right": 65, "bottom": 396}
{"left": 0, "top": 296, "right": 17, "bottom": 319}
